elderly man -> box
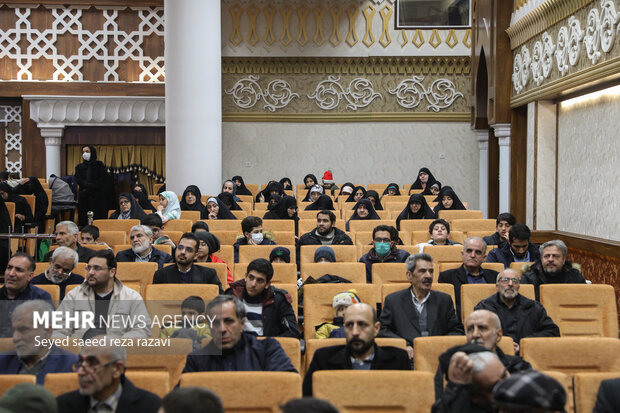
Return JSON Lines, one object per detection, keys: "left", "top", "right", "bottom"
{"left": 115, "top": 225, "right": 173, "bottom": 269}
{"left": 379, "top": 253, "right": 464, "bottom": 360}
{"left": 183, "top": 295, "right": 296, "bottom": 373}
{"left": 303, "top": 302, "right": 410, "bottom": 396}
{"left": 474, "top": 269, "right": 560, "bottom": 353}
{"left": 57, "top": 335, "right": 161, "bottom": 412}
{"left": 53, "top": 249, "right": 151, "bottom": 339}
{"left": 521, "top": 239, "right": 586, "bottom": 300}
{"left": 438, "top": 237, "right": 499, "bottom": 320}
{"left": 43, "top": 221, "right": 95, "bottom": 263}
{"left": 0, "top": 300, "right": 77, "bottom": 384}
{"left": 493, "top": 371, "right": 567, "bottom": 413}
{"left": 31, "top": 246, "right": 84, "bottom": 299}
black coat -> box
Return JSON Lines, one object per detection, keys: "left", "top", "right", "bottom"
{"left": 74, "top": 145, "right": 110, "bottom": 226}
{"left": 474, "top": 293, "right": 560, "bottom": 343}
{"left": 594, "top": 377, "right": 620, "bottom": 413}
{"left": 521, "top": 261, "right": 586, "bottom": 301}
{"left": 482, "top": 232, "right": 506, "bottom": 248}
{"left": 152, "top": 264, "right": 223, "bottom": 293}
{"left": 298, "top": 227, "right": 353, "bottom": 246}
{"left": 379, "top": 288, "right": 464, "bottom": 346}
{"left": 13, "top": 177, "right": 48, "bottom": 232}
{"left": 438, "top": 265, "right": 499, "bottom": 321}
{"left": 57, "top": 375, "right": 161, "bottom": 413}
{"left": 486, "top": 242, "right": 540, "bottom": 269}
{"left": 116, "top": 247, "right": 173, "bottom": 270}
{"left": 303, "top": 344, "right": 411, "bottom": 396}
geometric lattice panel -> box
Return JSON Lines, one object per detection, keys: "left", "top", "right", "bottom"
{"left": 0, "top": 105, "right": 22, "bottom": 175}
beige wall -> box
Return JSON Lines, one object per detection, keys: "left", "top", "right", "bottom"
{"left": 222, "top": 121, "right": 479, "bottom": 209}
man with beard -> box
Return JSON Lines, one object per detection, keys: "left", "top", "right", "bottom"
{"left": 302, "top": 303, "right": 410, "bottom": 396}
{"left": 486, "top": 224, "right": 540, "bottom": 269}
{"left": 379, "top": 253, "right": 463, "bottom": 361}
{"left": 474, "top": 269, "right": 559, "bottom": 354}
{"left": 115, "top": 225, "right": 173, "bottom": 269}
{"left": 299, "top": 210, "right": 353, "bottom": 246}
{"left": 521, "top": 239, "right": 586, "bottom": 301}
{"left": 31, "top": 246, "right": 84, "bottom": 300}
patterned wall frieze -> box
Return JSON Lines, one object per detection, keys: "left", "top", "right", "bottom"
{"left": 0, "top": 106, "right": 22, "bottom": 175}
{"left": 511, "top": 0, "right": 620, "bottom": 104}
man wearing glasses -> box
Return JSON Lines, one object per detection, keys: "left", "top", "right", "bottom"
{"left": 57, "top": 335, "right": 161, "bottom": 412}
{"left": 53, "top": 249, "right": 151, "bottom": 339}
{"left": 474, "top": 269, "right": 559, "bottom": 354}
{"left": 31, "top": 246, "right": 84, "bottom": 300}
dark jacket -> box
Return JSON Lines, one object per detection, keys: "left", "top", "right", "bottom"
{"left": 379, "top": 288, "right": 464, "bottom": 346}
{"left": 431, "top": 382, "right": 495, "bottom": 413}
{"left": 482, "top": 232, "right": 507, "bottom": 249}
{"left": 521, "top": 261, "right": 586, "bottom": 301}
{"left": 116, "top": 247, "right": 174, "bottom": 270}
{"left": 226, "top": 280, "right": 300, "bottom": 338}
{"left": 438, "top": 265, "right": 499, "bottom": 321}
{"left": 74, "top": 146, "right": 110, "bottom": 226}
{"left": 298, "top": 227, "right": 353, "bottom": 246}
{"left": 57, "top": 375, "right": 161, "bottom": 413}
{"left": 182, "top": 332, "right": 296, "bottom": 373}
{"left": 486, "top": 242, "right": 540, "bottom": 269}
{"left": 30, "top": 272, "right": 85, "bottom": 300}
{"left": 233, "top": 237, "right": 276, "bottom": 263}
{"left": 474, "top": 293, "right": 560, "bottom": 343}
{"left": 0, "top": 284, "right": 53, "bottom": 337}
{"left": 594, "top": 377, "right": 620, "bottom": 413}
{"left": 0, "top": 345, "right": 77, "bottom": 384}
{"left": 43, "top": 243, "right": 95, "bottom": 263}
{"left": 152, "top": 264, "right": 223, "bottom": 293}
{"left": 360, "top": 247, "right": 410, "bottom": 283}
{"left": 303, "top": 344, "right": 411, "bottom": 396}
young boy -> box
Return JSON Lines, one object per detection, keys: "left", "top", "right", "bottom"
{"left": 314, "top": 290, "right": 360, "bottom": 339}
{"left": 160, "top": 296, "right": 211, "bottom": 351}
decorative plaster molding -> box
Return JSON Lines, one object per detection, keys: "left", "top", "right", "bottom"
{"left": 475, "top": 129, "right": 489, "bottom": 150}
{"left": 43, "top": 136, "right": 62, "bottom": 146}
{"left": 493, "top": 123, "right": 512, "bottom": 146}
{"left": 222, "top": 112, "right": 470, "bottom": 123}
{"left": 308, "top": 76, "right": 382, "bottom": 111}
{"left": 0, "top": 105, "right": 22, "bottom": 174}
{"left": 224, "top": 75, "right": 299, "bottom": 112}
{"left": 387, "top": 76, "right": 463, "bottom": 112}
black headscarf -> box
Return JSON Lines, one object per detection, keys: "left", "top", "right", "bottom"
{"left": 0, "top": 182, "right": 33, "bottom": 232}
{"left": 303, "top": 174, "right": 318, "bottom": 189}
{"left": 232, "top": 176, "right": 252, "bottom": 196}
{"left": 365, "top": 190, "right": 384, "bottom": 210}
{"left": 206, "top": 197, "right": 236, "bottom": 220}
{"left": 345, "top": 198, "right": 380, "bottom": 231}
{"left": 396, "top": 194, "right": 436, "bottom": 230}
{"left": 217, "top": 192, "right": 242, "bottom": 211}
{"left": 256, "top": 181, "right": 284, "bottom": 203}
{"left": 263, "top": 195, "right": 299, "bottom": 234}
{"left": 410, "top": 167, "right": 438, "bottom": 191}
{"left": 345, "top": 186, "right": 366, "bottom": 203}
{"left": 279, "top": 177, "right": 293, "bottom": 191}
{"left": 433, "top": 187, "right": 466, "bottom": 214}
{"left": 305, "top": 194, "right": 335, "bottom": 211}
{"left": 109, "top": 193, "right": 147, "bottom": 220}
{"left": 132, "top": 184, "right": 155, "bottom": 212}
{"left": 381, "top": 183, "right": 401, "bottom": 197}
{"left": 433, "top": 186, "right": 453, "bottom": 203}
{"left": 14, "top": 177, "right": 49, "bottom": 230}
{"left": 180, "top": 185, "right": 205, "bottom": 216}
{"left": 421, "top": 180, "right": 442, "bottom": 196}
{"left": 195, "top": 231, "right": 221, "bottom": 254}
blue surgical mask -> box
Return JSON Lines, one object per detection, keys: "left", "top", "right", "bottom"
{"left": 375, "top": 241, "right": 391, "bottom": 257}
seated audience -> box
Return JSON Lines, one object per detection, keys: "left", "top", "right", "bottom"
{"left": 142, "top": 213, "right": 177, "bottom": 249}
{"left": 483, "top": 212, "right": 515, "bottom": 248}
{"left": 422, "top": 181, "right": 442, "bottom": 196}
{"left": 263, "top": 195, "right": 298, "bottom": 234}
{"left": 156, "top": 190, "right": 181, "bottom": 223}
{"left": 232, "top": 175, "right": 253, "bottom": 196}
{"left": 0, "top": 181, "right": 33, "bottom": 232}
{"left": 364, "top": 190, "right": 383, "bottom": 210}
{"left": 395, "top": 193, "right": 436, "bottom": 230}
{"left": 79, "top": 225, "right": 110, "bottom": 248}
{"left": 233, "top": 216, "right": 276, "bottom": 263}
{"left": 299, "top": 210, "right": 353, "bottom": 246}
{"left": 301, "top": 174, "right": 318, "bottom": 202}
{"left": 206, "top": 197, "right": 236, "bottom": 220}
{"left": 0, "top": 382, "right": 58, "bottom": 412}
{"left": 132, "top": 182, "right": 156, "bottom": 212}
{"left": 320, "top": 170, "right": 339, "bottom": 196}
{"left": 222, "top": 179, "right": 243, "bottom": 202}
{"left": 486, "top": 223, "right": 540, "bottom": 269}
{"left": 315, "top": 246, "right": 336, "bottom": 263}
{"left": 280, "top": 398, "right": 339, "bottom": 413}
{"left": 269, "top": 246, "right": 291, "bottom": 264}
{"left": 308, "top": 184, "right": 324, "bottom": 202}
{"left": 115, "top": 225, "right": 173, "bottom": 269}
{"left": 191, "top": 221, "right": 209, "bottom": 233}
{"left": 159, "top": 387, "right": 223, "bottom": 413}
{"left": 314, "top": 289, "right": 360, "bottom": 339}
{"left": 345, "top": 186, "right": 366, "bottom": 203}
{"left": 180, "top": 185, "right": 206, "bottom": 218}
{"left": 195, "top": 231, "right": 233, "bottom": 285}
{"left": 360, "top": 225, "right": 410, "bottom": 283}
{"left": 594, "top": 377, "right": 620, "bottom": 413}
{"left": 108, "top": 192, "right": 147, "bottom": 220}
{"left": 411, "top": 167, "right": 438, "bottom": 192}
{"left": 337, "top": 182, "right": 354, "bottom": 201}
{"left": 217, "top": 192, "right": 241, "bottom": 211}
{"left": 433, "top": 187, "right": 466, "bottom": 215}
{"left": 160, "top": 295, "right": 211, "bottom": 351}
{"left": 416, "top": 219, "right": 461, "bottom": 252}
{"left": 43, "top": 221, "right": 95, "bottom": 263}
{"left": 256, "top": 181, "right": 284, "bottom": 204}
{"left": 381, "top": 183, "right": 401, "bottom": 199}
{"left": 31, "top": 246, "right": 84, "bottom": 299}
{"left": 345, "top": 199, "right": 379, "bottom": 231}
{"left": 305, "top": 194, "right": 335, "bottom": 211}
{"left": 493, "top": 371, "right": 567, "bottom": 413}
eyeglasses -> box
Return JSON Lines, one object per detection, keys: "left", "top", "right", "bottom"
{"left": 72, "top": 357, "right": 118, "bottom": 372}
{"left": 85, "top": 265, "right": 110, "bottom": 272}
{"left": 499, "top": 277, "right": 520, "bottom": 284}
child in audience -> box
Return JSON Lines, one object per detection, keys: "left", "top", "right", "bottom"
{"left": 314, "top": 290, "right": 360, "bottom": 339}
{"left": 160, "top": 296, "right": 211, "bottom": 351}
{"left": 79, "top": 225, "right": 111, "bottom": 249}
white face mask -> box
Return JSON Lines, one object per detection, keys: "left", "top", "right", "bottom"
{"left": 82, "top": 152, "right": 91, "bottom": 161}
{"left": 251, "top": 233, "right": 264, "bottom": 244}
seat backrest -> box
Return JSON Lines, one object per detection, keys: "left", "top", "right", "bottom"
{"left": 399, "top": 219, "right": 436, "bottom": 233}
{"left": 232, "top": 210, "right": 248, "bottom": 220}
{"left": 424, "top": 245, "right": 464, "bottom": 263}
{"left": 244, "top": 184, "right": 259, "bottom": 197}
{"left": 210, "top": 230, "right": 240, "bottom": 245}
{"left": 300, "top": 262, "right": 366, "bottom": 283}
{"left": 303, "top": 284, "right": 380, "bottom": 340}
{"left": 438, "top": 210, "right": 483, "bottom": 221}
{"left": 381, "top": 283, "right": 456, "bottom": 309}
{"left": 93, "top": 219, "right": 140, "bottom": 234}
{"left": 348, "top": 219, "right": 395, "bottom": 234}
{"left": 213, "top": 245, "right": 234, "bottom": 267}
{"left": 36, "top": 284, "right": 60, "bottom": 307}
{"left": 509, "top": 261, "right": 533, "bottom": 274}
{"left": 179, "top": 211, "right": 200, "bottom": 222}
{"left": 540, "top": 284, "right": 619, "bottom": 337}
{"left": 468, "top": 230, "right": 496, "bottom": 240}
{"left": 313, "top": 370, "right": 434, "bottom": 412}
{"left": 299, "top": 245, "right": 358, "bottom": 265}
{"left": 450, "top": 219, "right": 497, "bottom": 233}
{"left": 372, "top": 263, "right": 408, "bottom": 286}
{"left": 271, "top": 231, "right": 295, "bottom": 245}
{"left": 125, "top": 353, "right": 188, "bottom": 390}
{"left": 97, "top": 230, "right": 127, "bottom": 246}
{"left": 124, "top": 371, "right": 170, "bottom": 398}
{"left": 116, "top": 262, "right": 158, "bottom": 295}
{"left": 574, "top": 372, "right": 620, "bottom": 413}
{"left": 44, "top": 372, "right": 78, "bottom": 396}
{"left": 236, "top": 195, "right": 253, "bottom": 204}
{"left": 460, "top": 284, "right": 535, "bottom": 323}
{"left": 0, "top": 374, "right": 36, "bottom": 395}
{"left": 232, "top": 263, "right": 297, "bottom": 284}
{"left": 261, "top": 219, "right": 295, "bottom": 232}
{"left": 238, "top": 244, "right": 296, "bottom": 263}
{"left": 180, "top": 372, "right": 301, "bottom": 411}
{"left": 439, "top": 262, "right": 505, "bottom": 273}
{"left": 200, "top": 220, "right": 241, "bottom": 232}
{"left": 162, "top": 219, "right": 192, "bottom": 233}
{"left": 194, "top": 262, "right": 229, "bottom": 289}
{"left": 257, "top": 337, "right": 301, "bottom": 373}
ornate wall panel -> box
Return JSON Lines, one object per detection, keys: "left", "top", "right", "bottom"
{"left": 0, "top": 106, "right": 22, "bottom": 175}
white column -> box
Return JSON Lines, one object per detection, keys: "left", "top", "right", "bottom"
{"left": 493, "top": 123, "right": 511, "bottom": 214}
{"left": 165, "top": 0, "right": 221, "bottom": 195}
{"left": 40, "top": 128, "right": 64, "bottom": 178}
{"left": 475, "top": 129, "right": 489, "bottom": 218}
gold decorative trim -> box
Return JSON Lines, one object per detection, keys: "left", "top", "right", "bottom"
{"left": 329, "top": 6, "right": 343, "bottom": 46}
{"left": 346, "top": 5, "right": 359, "bottom": 47}
{"left": 362, "top": 4, "right": 376, "bottom": 47}
{"left": 221, "top": 57, "right": 472, "bottom": 76}
{"left": 222, "top": 112, "right": 470, "bottom": 123}
{"left": 510, "top": 55, "right": 620, "bottom": 107}
{"left": 506, "top": 0, "right": 593, "bottom": 49}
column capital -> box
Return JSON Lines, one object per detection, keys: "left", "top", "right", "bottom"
{"left": 40, "top": 127, "right": 64, "bottom": 140}
{"left": 475, "top": 129, "right": 489, "bottom": 150}
{"left": 491, "top": 123, "right": 511, "bottom": 146}
{"left": 44, "top": 137, "right": 62, "bottom": 146}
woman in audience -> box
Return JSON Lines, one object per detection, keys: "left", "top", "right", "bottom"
{"left": 263, "top": 195, "right": 299, "bottom": 234}
{"left": 232, "top": 175, "right": 253, "bottom": 196}
{"left": 305, "top": 194, "right": 335, "bottom": 211}
{"left": 180, "top": 185, "right": 206, "bottom": 218}
{"left": 75, "top": 145, "right": 109, "bottom": 226}
{"left": 395, "top": 193, "right": 436, "bottom": 230}
{"left": 345, "top": 198, "right": 380, "bottom": 231}
{"left": 433, "top": 187, "right": 466, "bottom": 214}
{"left": 217, "top": 192, "right": 242, "bottom": 211}
{"left": 280, "top": 177, "right": 293, "bottom": 191}
{"left": 0, "top": 182, "right": 33, "bottom": 232}
{"left": 14, "top": 177, "right": 48, "bottom": 232}
{"left": 156, "top": 190, "right": 181, "bottom": 223}
{"left": 381, "top": 183, "right": 401, "bottom": 199}
{"left": 109, "top": 192, "right": 147, "bottom": 220}
{"left": 410, "top": 167, "right": 438, "bottom": 192}
{"left": 365, "top": 190, "right": 383, "bottom": 210}
{"left": 256, "top": 181, "right": 284, "bottom": 203}
{"left": 345, "top": 186, "right": 366, "bottom": 203}
{"left": 221, "top": 179, "right": 241, "bottom": 202}
{"left": 337, "top": 182, "right": 354, "bottom": 202}
{"left": 308, "top": 184, "right": 324, "bottom": 202}
{"left": 206, "top": 197, "right": 236, "bottom": 220}
{"left": 132, "top": 183, "right": 156, "bottom": 212}
{"left": 194, "top": 231, "right": 233, "bottom": 285}
{"left": 303, "top": 173, "right": 318, "bottom": 189}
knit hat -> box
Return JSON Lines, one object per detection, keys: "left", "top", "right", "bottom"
{"left": 195, "top": 231, "right": 221, "bottom": 254}
{"left": 493, "top": 371, "right": 567, "bottom": 412}
{"left": 0, "top": 383, "right": 58, "bottom": 413}
{"left": 314, "top": 246, "right": 336, "bottom": 263}
{"left": 332, "top": 289, "right": 361, "bottom": 309}
{"left": 310, "top": 184, "right": 324, "bottom": 195}
{"left": 322, "top": 170, "right": 334, "bottom": 184}
{"left": 269, "top": 246, "right": 291, "bottom": 263}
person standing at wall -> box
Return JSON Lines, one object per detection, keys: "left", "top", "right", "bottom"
{"left": 75, "top": 145, "right": 109, "bottom": 227}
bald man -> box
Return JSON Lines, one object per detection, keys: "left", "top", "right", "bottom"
{"left": 303, "top": 303, "right": 410, "bottom": 396}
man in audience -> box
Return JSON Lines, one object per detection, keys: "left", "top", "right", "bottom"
{"left": 233, "top": 216, "right": 276, "bottom": 263}
{"left": 152, "top": 232, "right": 222, "bottom": 291}
{"left": 142, "top": 213, "right": 176, "bottom": 249}
{"left": 299, "top": 210, "right": 353, "bottom": 246}
{"left": 521, "top": 239, "right": 586, "bottom": 301}
{"left": 493, "top": 371, "right": 567, "bottom": 413}
{"left": 159, "top": 387, "right": 224, "bottom": 413}
{"left": 474, "top": 269, "right": 560, "bottom": 353}
{"left": 0, "top": 382, "right": 58, "bottom": 412}
{"left": 57, "top": 335, "right": 161, "bottom": 412}
{"left": 183, "top": 295, "right": 296, "bottom": 372}
{"left": 438, "top": 237, "right": 499, "bottom": 320}
{"left": 116, "top": 225, "right": 173, "bottom": 269}
{"left": 417, "top": 219, "right": 461, "bottom": 252}
{"left": 0, "top": 300, "right": 77, "bottom": 384}
{"left": 379, "top": 253, "right": 463, "bottom": 360}
{"left": 483, "top": 213, "right": 515, "bottom": 248}
{"left": 359, "top": 225, "right": 410, "bottom": 283}
{"left": 43, "top": 221, "right": 94, "bottom": 263}
{"left": 225, "top": 258, "right": 300, "bottom": 338}
{"left": 486, "top": 223, "right": 540, "bottom": 269}
{"left": 303, "top": 302, "right": 410, "bottom": 396}
{"left": 53, "top": 249, "right": 151, "bottom": 339}
{"left": 30, "top": 246, "right": 84, "bottom": 299}
{"left": 594, "top": 377, "right": 620, "bottom": 412}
